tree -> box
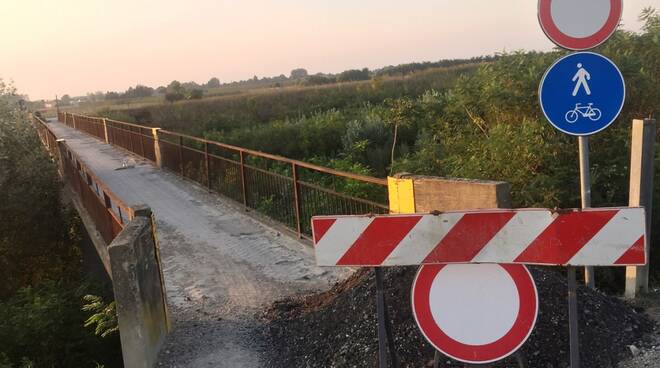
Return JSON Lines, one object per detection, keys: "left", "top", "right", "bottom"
{"left": 104, "top": 91, "right": 120, "bottom": 100}
{"left": 289, "top": 68, "right": 308, "bottom": 79}
{"left": 337, "top": 68, "right": 370, "bottom": 82}
{"left": 0, "top": 80, "right": 122, "bottom": 367}
{"left": 385, "top": 97, "right": 419, "bottom": 174}
{"left": 188, "top": 89, "right": 204, "bottom": 99}
{"left": 206, "top": 77, "right": 221, "bottom": 88}
{"left": 86, "top": 91, "right": 104, "bottom": 102}
{"left": 167, "top": 80, "right": 183, "bottom": 93}
{"left": 60, "top": 94, "right": 71, "bottom": 106}
{"left": 303, "top": 74, "right": 335, "bottom": 86}
{"left": 182, "top": 81, "right": 200, "bottom": 90}
{"left": 164, "top": 92, "right": 184, "bottom": 103}
{"left": 129, "top": 85, "right": 154, "bottom": 98}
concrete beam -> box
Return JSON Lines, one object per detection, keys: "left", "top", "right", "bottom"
{"left": 109, "top": 209, "right": 169, "bottom": 368}
{"left": 388, "top": 173, "right": 511, "bottom": 213}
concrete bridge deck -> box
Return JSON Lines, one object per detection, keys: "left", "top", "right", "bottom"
{"left": 46, "top": 119, "right": 347, "bottom": 366}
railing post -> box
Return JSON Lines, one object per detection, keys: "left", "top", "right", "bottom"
{"left": 103, "top": 192, "right": 116, "bottom": 237}
{"left": 72, "top": 114, "right": 77, "bottom": 130}
{"left": 129, "top": 126, "right": 135, "bottom": 153}
{"left": 626, "top": 118, "right": 656, "bottom": 298}
{"left": 292, "top": 163, "right": 302, "bottom": 238}
{"left": 152, "top": 128, "right": 162, "bottom": 167}
{"left": 239, "top": 151, "right": 248, "bottom": 208}
{"left": 178, "top": 135, "right": 184, "bottom": 176}
{"left": 204, "top": 142, "right": 211, "bottom": 190}
{"left": 139, "top": 128, "right": 145, "bottom": 158}
{"left": 102, "top": 118, "right": 109, "bottom": 143}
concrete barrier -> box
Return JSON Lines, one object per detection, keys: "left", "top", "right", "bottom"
{"left": 109, "top": 206, "right": 169, "bottom": 368}
{"left": 388, "top": 174, "right": 511, "bottom": 213}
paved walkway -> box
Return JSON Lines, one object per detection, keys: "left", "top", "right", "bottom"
{"left": 46, "top": 120, "right": 347, "bottom": 366}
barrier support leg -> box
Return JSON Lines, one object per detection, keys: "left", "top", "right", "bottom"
{"left": 375, "top": 267, "right": 389, "bottom": 368}
{"left": 568, "top": 266, "right": 580, "bottom": 368}
{"left": 375, "top": 268, "right": 398, "bottom": 368}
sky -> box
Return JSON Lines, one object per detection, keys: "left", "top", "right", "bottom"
{"left": 1, "top": 0, "right": 653, "bottom": 100}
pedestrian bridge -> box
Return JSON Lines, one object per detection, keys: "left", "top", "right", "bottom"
{"left": 32, "top": 112, "right": 514, "bottom": 368}
{"left": 33, "top": 114, "right": 368, "bottom": 367}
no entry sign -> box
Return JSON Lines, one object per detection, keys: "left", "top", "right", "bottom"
{"left": 412, "top": 264, "right": 538, "bottom": 364}
{"left": 538, "top": 0, "right": 622, "bottom": 50}
{"left": 539, "top": 52, "right": 625, "bottom": 136}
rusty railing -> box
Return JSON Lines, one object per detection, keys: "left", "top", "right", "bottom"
{"left": 58, "top": 112, "right": 388, "bottom": 239}
{"left": 33, "top": 115, "right": 133, "bottom": 244}
{"left": 105, "top": 118, "right": 157, "bottom": 162}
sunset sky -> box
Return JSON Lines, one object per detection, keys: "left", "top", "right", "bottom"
{"left": 1, "top": 0, "right": 652, "bottom": 100}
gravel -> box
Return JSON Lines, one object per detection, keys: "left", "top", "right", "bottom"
{"left": 263, "top": 267, "right": 657, "bottom": 368}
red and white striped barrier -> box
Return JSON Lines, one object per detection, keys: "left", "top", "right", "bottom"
{"left": 311, "top": 207, "right": 646, "bottom": 266}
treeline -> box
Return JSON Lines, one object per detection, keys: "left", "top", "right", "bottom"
{"left": 54, "top": 56, "right": 492, "bottom": 107}
{"left": 0, "top": 81, "right": 122, "bottom": 367}
{"left": 99, "top": 63, "right": 478, "bottom": 136}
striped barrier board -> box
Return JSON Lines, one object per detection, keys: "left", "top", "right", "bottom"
{"left": 311, "top": 207, "right": 646, "bottom": 267}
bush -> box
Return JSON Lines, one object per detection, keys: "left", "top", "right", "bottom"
{"left": 0, "top": 281, "right": 121, "bottom": 367}
{"left": 0, "top": 80, "right": 122, "bottom": 366}
{"left": 165, "top": 92, "right": 185, "bottom": 103}
{"left": 189, "top": 89, "right": 204, "bottom": 100}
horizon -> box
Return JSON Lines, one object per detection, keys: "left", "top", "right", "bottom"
{"left": 2, "top": 0, "right": 652, "bottom": 100}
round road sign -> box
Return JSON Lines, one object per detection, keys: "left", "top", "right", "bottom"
{"left": 539, "top": 51, "right": 625, "bottom": 136}
{"left": 538, "top": 0, "right": 622, "bottom": 50}
{"left": 411, "top": 264, "right": 538, "bottom": 364}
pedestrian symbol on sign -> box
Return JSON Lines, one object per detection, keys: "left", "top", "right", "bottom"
{"left": 539, "top": 52, "right": 625, "bottom": 136}
{"left": 571, "top": 63, "right": 591, "bottom": 96}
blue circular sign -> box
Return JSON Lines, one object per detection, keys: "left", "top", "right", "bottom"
{"left": 539, "top": 52, "right": 625, "bottom": 136}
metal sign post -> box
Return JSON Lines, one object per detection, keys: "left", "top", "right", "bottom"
{"left": 567, "top": 266, "right": 580, "bottom": 367}
{"left": 578, "top": 136, "right": 595, "bottom": 288}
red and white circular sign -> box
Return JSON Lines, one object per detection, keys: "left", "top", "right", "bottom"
{"left": 411, "top": 264, "right": 538, "bottom": 364}
{"left": 538, "top": 0, "right": 622, "bottom": 50}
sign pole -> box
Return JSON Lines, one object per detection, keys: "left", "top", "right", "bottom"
{"left": 578, "top": 136, "right": 595, "bottom": 288}
{"left": 567, "top": 266, "right": 580, "bottom": 368}
{"left": 432, "top": 350, "right": 440, "bottom": 368}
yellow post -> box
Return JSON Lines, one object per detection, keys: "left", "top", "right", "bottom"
{"left": 387, "top": 176, "right": 415, "bottom": 214}
{"left": 152, "top": 128, "right": 162, "bottom": 168}
{"left": 102, "top": 118, "right": 109, "bottom": 144}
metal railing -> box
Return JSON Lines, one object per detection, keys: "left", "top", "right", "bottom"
{"left": 34, "top": 115, "right": 133, "bottom": 244}
{"left": 58, "top": 112, "right": 389, "bottom": 239}
{"left": 106, "top": 118, "right": 157, "bottom": 162}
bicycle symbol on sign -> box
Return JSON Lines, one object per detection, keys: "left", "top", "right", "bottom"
{"left": 565, "top": 103, "right": 602, "bottom": 123}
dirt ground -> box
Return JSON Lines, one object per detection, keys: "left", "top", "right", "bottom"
{"left": 264, "top": 267, "right": 659, "bottom": 368}
{"left": 617, "top": 290, "right": 660, "bottom": 368}
{"left": 47, "top": 120, "right": 351, "bottom": 367}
